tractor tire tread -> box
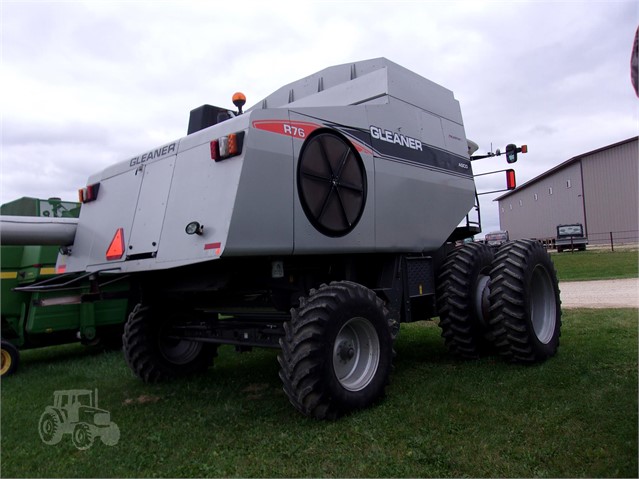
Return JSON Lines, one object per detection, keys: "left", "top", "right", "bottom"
{"left": 278, "top": 281, "right": 391, "bottom": 420}
{"left": 436, "top": 242, "right": 494, "bottom": 359}
{"left": 488, "top": 239, "right": 562, "bottom": 363}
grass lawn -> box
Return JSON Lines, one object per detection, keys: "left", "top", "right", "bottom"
{"left": 1, "top": 308, "right": 637, "bottom": 478}
{"left": 551, "top": 248, "right": 638, "bottom": 281}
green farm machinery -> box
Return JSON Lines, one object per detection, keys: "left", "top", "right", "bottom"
{"left": 1, "top": 197, "right": 131, "bottom": 376}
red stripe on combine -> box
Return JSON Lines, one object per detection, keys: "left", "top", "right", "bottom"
{"left": 252, "top": 120, "right": 320, "bottom": 139}
{"left": 253, "top": 120, "right": 373, "bottom": 155}
{"left": 353, "top": 142, "right": 373, "bottom": 155}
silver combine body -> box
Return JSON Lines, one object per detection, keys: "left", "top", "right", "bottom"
{"left": 63, "top": 58, "right": 474, "bottom": 274}
{"left": 1, "top": 59, "right": 563, "bottom": 421}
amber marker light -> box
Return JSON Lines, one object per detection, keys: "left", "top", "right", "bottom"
{"left": 232, "top": 92, "right": 246, "bottom": 114}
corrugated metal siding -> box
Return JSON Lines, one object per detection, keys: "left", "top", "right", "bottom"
{"left": 581, "top": 139, "right": 638, "bottom": 237}
{"left": 497, "top": 138, "right": 638, "bottom": 241}
{"left": 498, "top": 162, "right": 585, "bottom": 239}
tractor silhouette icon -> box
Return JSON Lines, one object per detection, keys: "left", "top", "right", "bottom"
{"left": 38, "top": 389, "right": 120, "bottom": 450}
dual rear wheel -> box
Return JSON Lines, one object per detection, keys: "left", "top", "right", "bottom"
{"left": 437, "top": 239, "right": 561, "bottom": 363}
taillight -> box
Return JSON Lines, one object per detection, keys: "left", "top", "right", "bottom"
{"left": 106, "top": 228, "right": 125, "bottom": 261}
{"left": 210, "top": 131, "right": 245, "bottom": 161}
{"left": 78, "top": 182, "right": 100, "bottom": 203}
{"left": 506, "top": 169, "right": 516, "bottom": 190}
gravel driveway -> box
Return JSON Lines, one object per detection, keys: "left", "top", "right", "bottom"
{"left": 559, "top": 278, "right": 639, "bottom": 309}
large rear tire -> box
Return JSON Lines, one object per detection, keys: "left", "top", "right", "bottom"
{"left": 488, "top": 240, "right": 562, "bottom": 362}
{"left": 278, "top": 281, "right": 393, "bottom": 419}
{"left": 123, "top": 303, "right": 217, "bottom": 382}
{"left": 436, "top": 242, "right": 495, "bottom": 359}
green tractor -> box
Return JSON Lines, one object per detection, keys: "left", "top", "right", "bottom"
{"left": 0, "top": 197, "right": 131, "bottom": 377}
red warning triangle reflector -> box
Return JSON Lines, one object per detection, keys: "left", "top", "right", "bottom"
{"left": 106, "top": 228, "right": 125, "bottom": 261}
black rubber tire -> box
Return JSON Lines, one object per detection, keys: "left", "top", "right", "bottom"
{"left": 278, "top": 281, "right": 393, "bottom": 419}
{"left": 0, "top": 340, "right": 19, "bottom": 377}
{"left": 436, "top": 242, "right": 495, "bottom": 359}
{"left": 488, "top": 239, "right": 562, "bottom": 363}
{"left": 123, "top": 303, "right": 217, "bottom": 383}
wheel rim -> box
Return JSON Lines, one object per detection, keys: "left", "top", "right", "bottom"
{"left": 159, "top": 321, "right": 203, "bottom": 365}
{"left": 474, "top": 273, "right": 491, "bottom": 327}
{"left": 0, "top": 349, "right": 10, "bottom": 375}
{"left": 332, "top": 317, "right": 380, "bottom": 392}
{"left": 159, "top": 335, "right": 203, "bottom": 365}
{"left": 530, "top": 264, "right": 557, "bottom": 344}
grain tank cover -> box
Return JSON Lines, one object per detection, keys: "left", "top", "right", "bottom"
{"left": 250, "top": 57, "right": 464, "bottom": 125}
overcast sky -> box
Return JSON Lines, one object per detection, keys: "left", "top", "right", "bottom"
{"left": 2, "top": 0, "right": 638, "bottom": 235}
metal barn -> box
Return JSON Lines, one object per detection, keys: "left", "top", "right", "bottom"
{"left": 495, "top": 137, "right": 638, "bottom": 246}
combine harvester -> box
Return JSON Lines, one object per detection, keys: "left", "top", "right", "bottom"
{"left": 1, "top": 58, "right": 560, "bottom": 418}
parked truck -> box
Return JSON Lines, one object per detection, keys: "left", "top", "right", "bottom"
{"left": 556, "top": 223, "right": 588, "bottom": 252}
{"left": 0, "top": 197, "right": 131, "bottom": 377}
{"left": 1, "top": 58, "right": 561, "bottom": 418}
{"left": 484, "top": 230, "right": 509, "bottom": 249}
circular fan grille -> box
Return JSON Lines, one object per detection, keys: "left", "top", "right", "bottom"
{"left": 297, "top": 133, "right": 367, "bottom": 237}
